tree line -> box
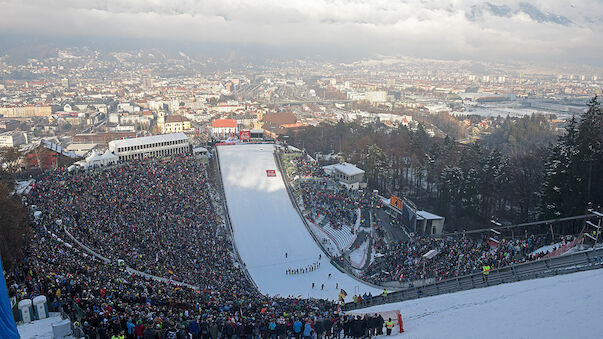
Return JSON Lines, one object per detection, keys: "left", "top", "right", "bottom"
{"left": 539, "top": 97, "right": 603, "bottom": 219}
{"left": 283, "top": 97, "right": 602, "bottom": 231}
{"left": 0, "top": 174, "right": 29, "bottom": 269}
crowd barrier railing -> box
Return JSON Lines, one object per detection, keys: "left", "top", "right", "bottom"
{"left": 344, "top": 246, "right": 603, "bottom": 310}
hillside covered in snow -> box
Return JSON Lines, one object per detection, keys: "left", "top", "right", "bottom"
{"left": 353, "top": 268, "right": 603, "bottom": 339}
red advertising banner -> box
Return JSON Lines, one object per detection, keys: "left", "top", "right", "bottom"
{"left": 266, "top": 170, "right": 276, "bottom": 177}
{"left": 240, "top": 130, "right": 251, "bottom": 140}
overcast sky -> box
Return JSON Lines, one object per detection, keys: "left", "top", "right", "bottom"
{"left": 2, "top": 0, "right": 603, "bottom": 65}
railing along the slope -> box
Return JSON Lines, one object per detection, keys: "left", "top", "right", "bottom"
{"left": 274, "top": 149, "right": 385, "bottom": 290}
{"left": 62, "top": 224, "right": 199, "bottom": 290}
{"left": 344, "top": 246, "right": 603, "bottom": 311}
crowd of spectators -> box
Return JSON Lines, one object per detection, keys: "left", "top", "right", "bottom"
{"left": 8, "top": 155, "right": 375, "bottom": 338}
{"left": 28, "top": 157, "right": 242, "bottom": 288}
{"left": 7, "top": 149, "right": 580, "bottom": 338}
{"left": 300, "top": 181, "right": 359, "bottom": 230}
{"left": 7, "top": 225, "right": 344, "bottom": 338}
{"left": 289, "top": 155, "right": 324, "bottom": 178}
{"left": 7, "top": 225, "right": 386, "bottom": 339}
{"left": 363, "top": 234, "right": 573, "bottom": 285}
{"left": 286, "top": 154, "right": 380, "bottom": 231}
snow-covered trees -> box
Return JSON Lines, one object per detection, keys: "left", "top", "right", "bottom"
{"left": 540, "top": 96, "right": 603, "bottom": 219}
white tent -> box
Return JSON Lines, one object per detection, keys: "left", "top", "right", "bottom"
{"left": 99, "top": 149, "right": 118, "bottom": 165}
{"left": 85, "top": 151, "right": 104, "bottom": 167}
{"left": 85, "top": 150, "right": 118, "bottom": 168}
{"left": 192, "top": 146, "right": 209, "bottom": 155}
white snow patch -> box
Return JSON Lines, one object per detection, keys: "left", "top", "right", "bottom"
{"left": 349, "top": 240, "right": 369, "bottom": 269}
{"left": 218, "top": 144, "right": 380, "bottom": 300}
{"left": 531, "top": 242, "right": 562, "bottom": 256}
{"left": 353, "top": 269, "right": 603, "bottom": 339}
{"left": 17, "top": 314, "right": 65, "bottom": 339}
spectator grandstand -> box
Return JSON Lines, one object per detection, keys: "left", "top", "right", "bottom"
{"left": 6, "top": 146, "right": 594, "bottom": 338}
{"left": 8, "top": 155, "right": 353, "bottom": 338}
{"left": 282, "top": 149, "right": 586, "bottom": 287}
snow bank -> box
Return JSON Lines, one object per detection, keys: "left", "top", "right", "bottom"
{"left": 349, "top": 240, "right": 369, "bottom": 269}
{"left": 353, "top": 269, "right": 603, "bottom": 339}
{"left": 17, "top": 313, "right": 64, "bottom": 339}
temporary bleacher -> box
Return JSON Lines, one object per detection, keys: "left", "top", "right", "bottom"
{"left": 307, "top": 215, "right": 357, "bottom": 255}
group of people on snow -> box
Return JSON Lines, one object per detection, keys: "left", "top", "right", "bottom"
{"left": 286, "top": 261, "right": 321, "bottom": 275}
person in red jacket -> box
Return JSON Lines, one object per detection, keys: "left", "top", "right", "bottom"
{"left": 135, "top": 320, "right": 145, "bottom": 339}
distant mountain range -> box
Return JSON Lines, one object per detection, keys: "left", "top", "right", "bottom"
{"left": 466, "top": 2, "right": 602, "bottom": 27}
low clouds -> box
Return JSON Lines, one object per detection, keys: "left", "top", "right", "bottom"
{"left": 1, "top": 0, "right": 602, "bottom": 64}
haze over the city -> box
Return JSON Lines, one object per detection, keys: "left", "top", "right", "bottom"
{"left": 2, "top": 0, "right": 603, "bottom": 67}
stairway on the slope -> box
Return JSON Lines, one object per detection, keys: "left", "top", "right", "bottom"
{"left": 309, "top": 214, "right": 357, "bottom": 254}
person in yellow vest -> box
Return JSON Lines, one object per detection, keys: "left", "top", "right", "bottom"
{"left": 482, "top": 265, "right": 491, "bottom": 283}
{"left": 382, "top": 289, "right": 388, "bottom": 301}
{"left": 386, "top": 318, "right": 395, "bottom": 335}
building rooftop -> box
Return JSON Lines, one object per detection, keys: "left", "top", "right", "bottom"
{"left": 212, "top": 119, "right": 237, "bottom": 128}
{"left": 322, "top": 162, "right": 365, "bottom": 176}
{"left": 65, "top": 143, "right": 97, "bottom": 151}
{"left": 165, "top": 115, "right": 190, "bottom": 123}
{"left": 416, "top": 210, "right": 444, "bottom": 220}
{"left": 109, "top": 132, "right": 188, "bottom": 148}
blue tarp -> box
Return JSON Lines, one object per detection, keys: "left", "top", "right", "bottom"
{"left": 0, "top": 258, "right": 20, "bottom": 339}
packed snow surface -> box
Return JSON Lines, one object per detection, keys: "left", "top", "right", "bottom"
{"left": 17, "top": 314, "right": 63, "bottom": 339}
{"left": 218, "top": 144, "right": 380, "bottom": 300}
{"left": 349, "top": 240, "right": 369, "bottom": 269}
{"left": 353, "top": 268, "right": 603, "bottom": 339}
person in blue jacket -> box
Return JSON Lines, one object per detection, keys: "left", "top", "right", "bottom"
{"left": 293, "top": 319, "right": 303, "bottom": 339}
{"left": 126, "top": 318, "right": 136, "bottom": 338}
{"left": 188, "top": 318, "right": 201, "bottom": 339}
{"left": 303, "top": 320, "right": 313, "bottom": 339}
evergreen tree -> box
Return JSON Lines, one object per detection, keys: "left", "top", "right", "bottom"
{"left": 364, "top": 144, "right": 390, "bottom": 192}
{"left": 440, "top": 166, "right": 464, "bottom": 219}
{"left": 0, "top": 181, "right": 28, "bottom": 269}
{"left": 541, "top": 96, "right": 603, "bottom": 218}
{"left": 540, "top": 116, "right": 581, "bottom": 218}
{"left": 478, "top": 149, "right": 507, "bottom": 218}
{"left": 576, "top": 96, "right": 603, "bottom": 205}
{"left": 462, "top": 168, "right": 480, "bottom": 217}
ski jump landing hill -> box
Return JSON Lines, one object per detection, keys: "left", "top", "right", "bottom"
{"left": 218, "top": 143, "right": 380, "bottom": 300}
{"left": 353, "top": 269, "right": 603, "bottom": 339}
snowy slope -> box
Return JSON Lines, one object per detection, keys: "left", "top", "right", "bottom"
{"left": 218, "top": 144, "right": 380, "bottom": 300}
{"left": 353, "top": 268, "right": 603, "bottom": 339}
